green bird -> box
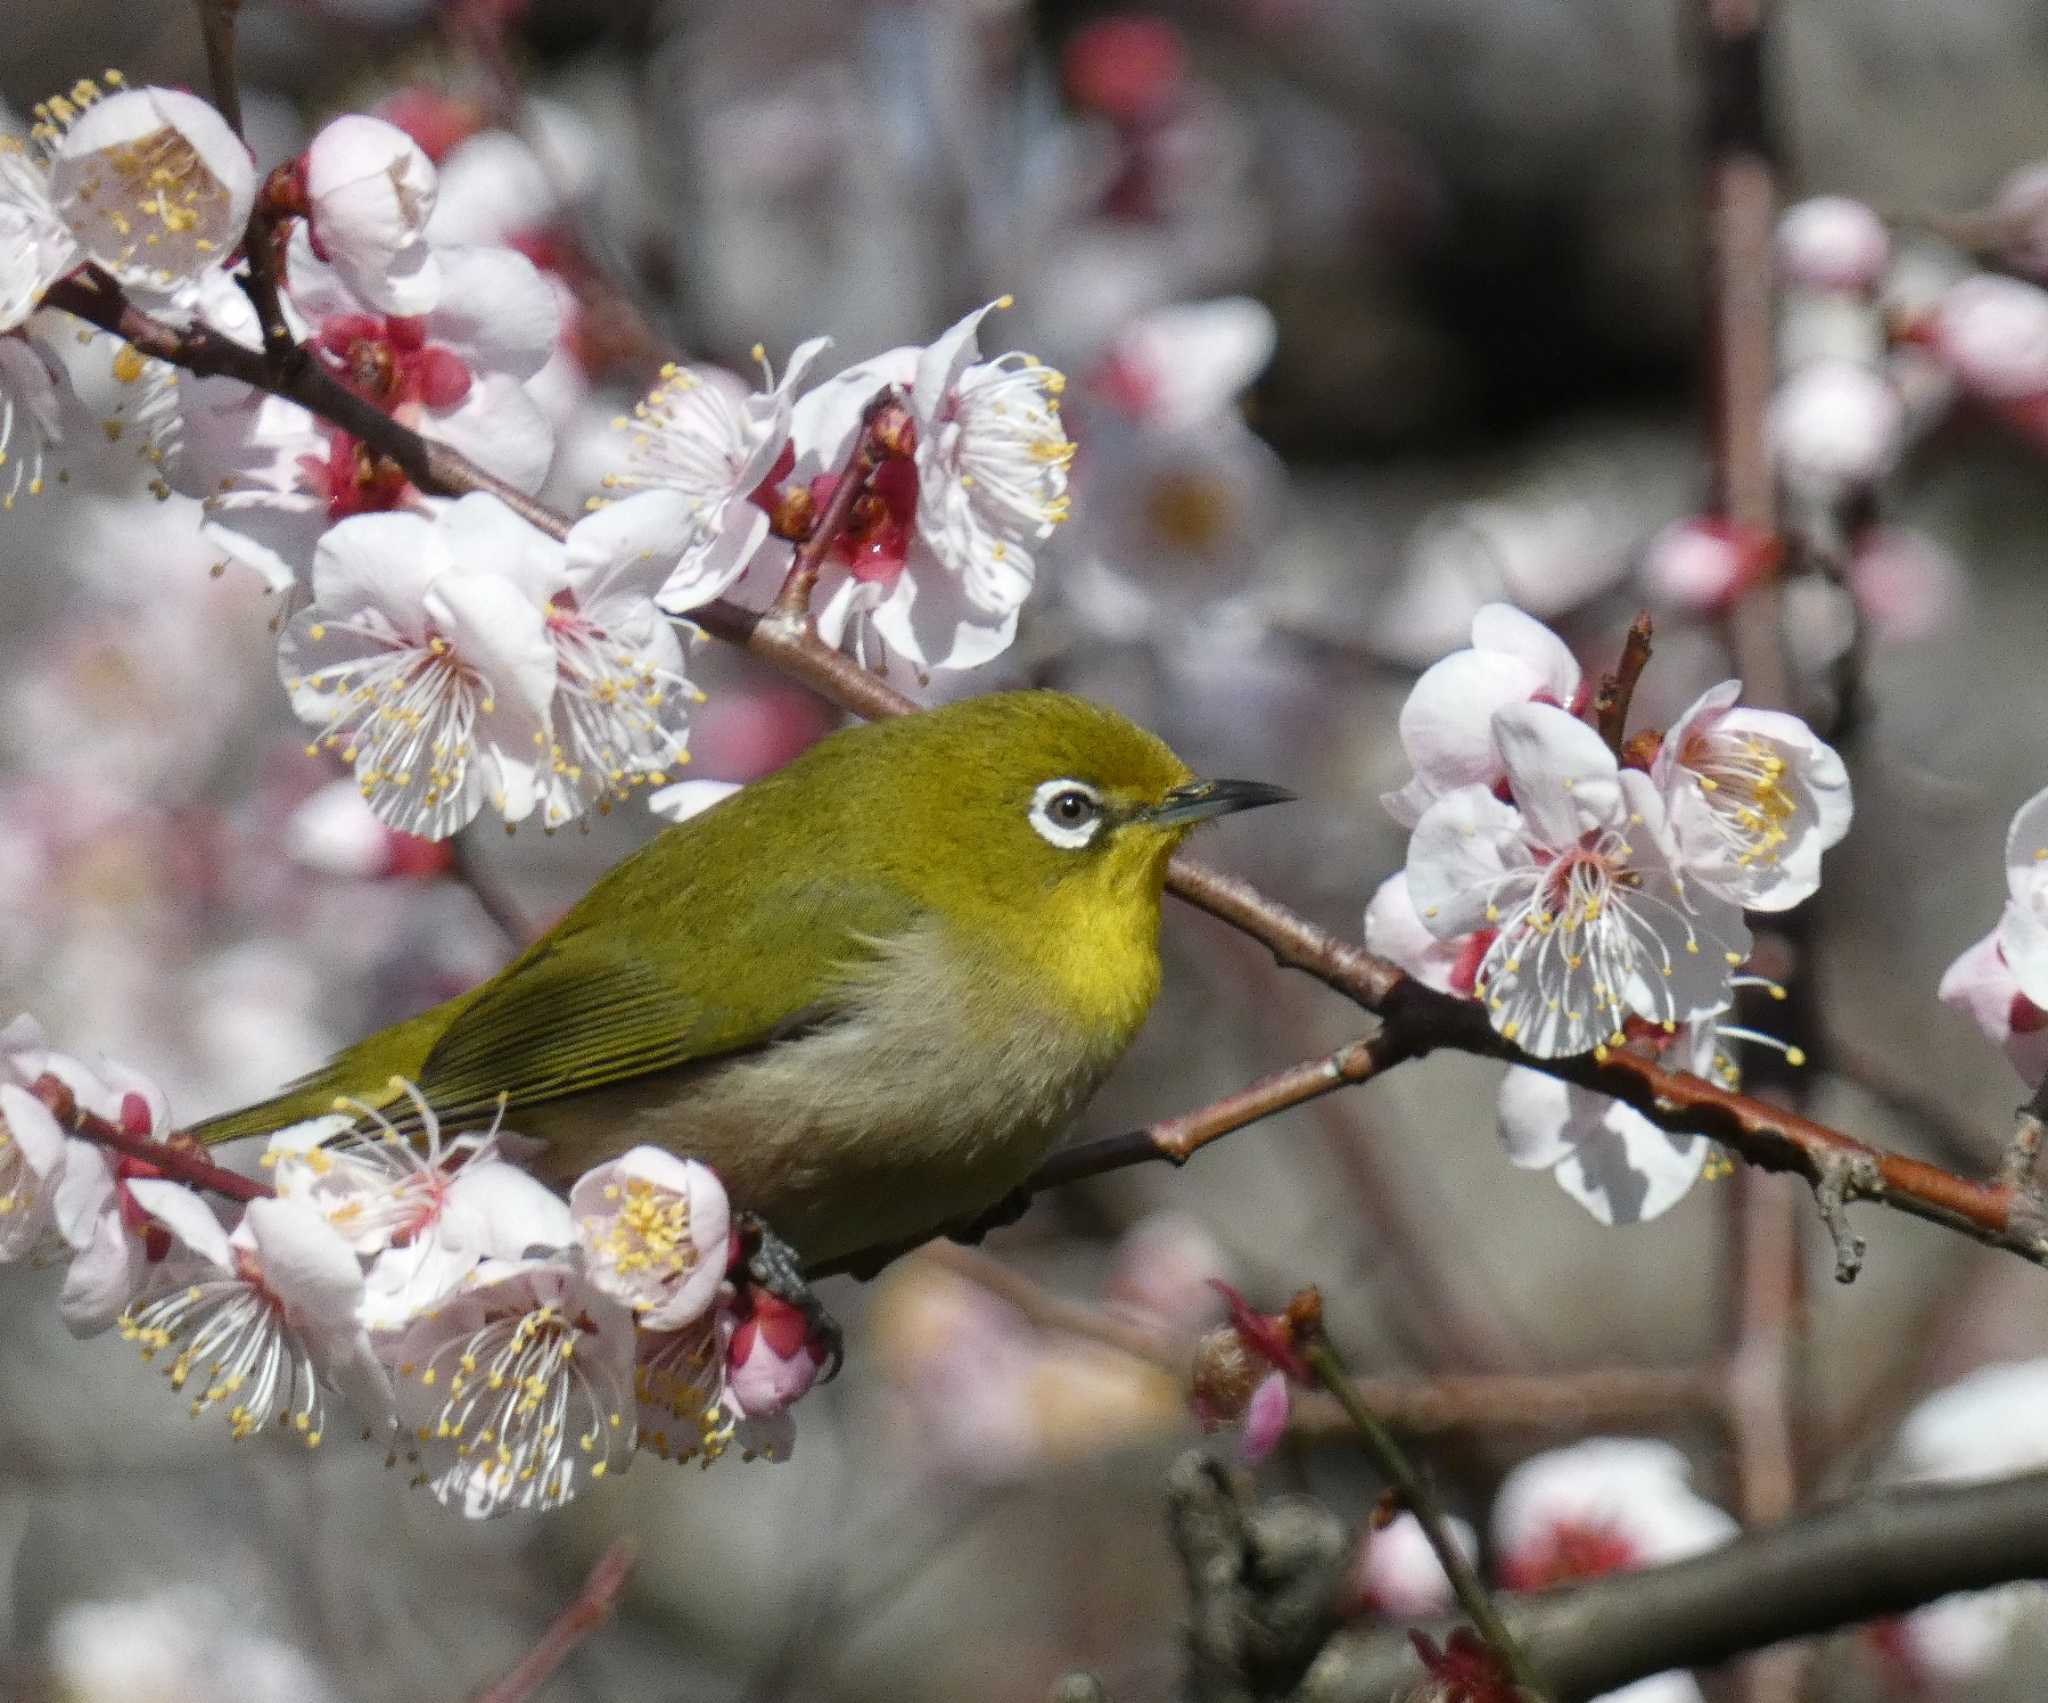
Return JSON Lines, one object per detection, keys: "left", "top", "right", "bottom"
{"left": 193, "top": 691, "right": 1290, "bottom": 1271}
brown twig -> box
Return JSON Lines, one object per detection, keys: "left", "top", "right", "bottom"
{"left": 30, "top": 1073, "right": 271, "bottom": 1205}
{"left": 471, "top": 1538, "right": 638, "bottom": 1703}
{"left": 1592, "top": 612, "right": 1654, "bottom": 758}
{"left": 768, "top": 392, "right": 896, "bottom": 619}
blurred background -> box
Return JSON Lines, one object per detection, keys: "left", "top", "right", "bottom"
{"left": 5, "top": 0, "right": 2048, "bottom": 1698}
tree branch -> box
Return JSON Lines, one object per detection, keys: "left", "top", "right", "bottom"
{"left": 31, "top": 1073, "right": 271, "bottom": 1205}
{"left": 1295, "top": 1469, "right": 2048, "bottom": 1702}
{"left": 470, "top": 1539, "right": 638, "bottom": 1703}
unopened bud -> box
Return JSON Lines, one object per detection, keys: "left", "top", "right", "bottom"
{"left": 768, "top": 484, "right": 817, "bottom": 543}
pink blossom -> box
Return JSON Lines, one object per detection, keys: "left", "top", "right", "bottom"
{"left": 726, "top": 1289, "right": 829, "bottom": 1415}
{"left": 1774, "top": 196, "right": 1889, "bottom": 293}
{"left": 570, "top": 1145, "right": 730, "bottom": 1329}
{"left": 1934, "top": 273, "right": 2048, "bottom": 400}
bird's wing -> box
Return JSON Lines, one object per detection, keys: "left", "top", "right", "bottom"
{"left": 412, "top": 873, "right": 922, "bottom": 1125}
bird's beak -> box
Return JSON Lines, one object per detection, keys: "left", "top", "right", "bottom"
{"left": 1144, "top": 777, "right": 1297, "bottom": 828}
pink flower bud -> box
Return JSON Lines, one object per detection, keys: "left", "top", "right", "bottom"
{"left": 1775, "top": 196, "right": 1890, "bottom": 292}
{"left": 306, "top": 115, "right": 440, "bottom": 315}
{"left": 1061, "top": 16, "right": 1189, "bottom": 125}
{"left": 1639, "top": 516, "right": 1774, "bottom": 613}
{"left": 1934, "top": 274, "right": 2048, "bottom": 399}
{"left": 727, "top": 1291, "right": 828, "bottom": 1416}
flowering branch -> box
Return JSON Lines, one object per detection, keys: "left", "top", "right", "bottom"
{"left": 470, "top": 1538, "right": 638, "bottom": 1703}
{"left": 48, "top": 244, "right": 2048, "bottom": 1286}
{"left": 30, "top": 1072, "right": 271, "bottom": 1205}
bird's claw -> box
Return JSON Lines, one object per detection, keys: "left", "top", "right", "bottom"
{"left": 736, "top": 1211, "right": 845, "bottom": 1381}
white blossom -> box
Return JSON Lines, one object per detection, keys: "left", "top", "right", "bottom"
{"left": 0, "top": 321, "right": 69, "bottom": 511}
{"left": 1767, "top": 358, "right": 1904, "bottom": 496}
{"left": 0, "top": 137, "right": 78, "bottom": 331}
{"left": 304, "top": 114, "right": 440, "bottom": 315}
{"left": 0, "top": 1014, "right": 73, "bottom": 1259}
{"left": 611, "top": 340, "right": 830, "bottom": 612}
{"left": 1940, "top": 783, "right": 2048, "bottom": 1086}
{"left": 119, "top": 1193, "right": 390, "bottom": 1445}
{"left": 1651, "top": 681, "right": 1852, "bottom": 912}
{"left": 266, "top": 1087, "right": 572, "bottom": 1330}
{"left": 570, "top": 1145, "right": 730, "bottom": 1329}
{"left": 1382, "top": 602, "right": 1582, "bottom": 829}
{"left": 789, "top": 299, "right": 1072, "bottom": 671}
{"left": 1933, "top": 273, "right": 2048, "bottom": 400}
{"left": 278, "top": 497, "right": 560, "bottom": 839}
{"left": 386, "top": 1256, "right": 638, "bottom": 1517}
{"left": 40, "top": 80, "right": 254, "bottom": 297}
{"left": 1494, "top": 1438, "right": 1737, "bottom": 1595}
{"left": 1406, "top": 704, "right": 1748, "bottom": 1058}
{"left": 1774, "top": 196, "right": 1889, "bottom": 293}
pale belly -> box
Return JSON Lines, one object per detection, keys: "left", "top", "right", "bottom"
{"left": 517, "top": 978, "right": 1125, "bottom": 1266}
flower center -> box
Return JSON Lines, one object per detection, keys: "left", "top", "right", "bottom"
{"left": 313, "top": 313, "right": 473, "bottom": 411}
{"left": 598, "top": 1177, "right": 699, "bottom": 1283}
{"left": 1686, "top": 730, "right": 1796, "bottom": 868}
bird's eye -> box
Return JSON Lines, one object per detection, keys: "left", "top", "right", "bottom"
{"left": 1029, "top": 779, "right": 1105, "bottom": 849}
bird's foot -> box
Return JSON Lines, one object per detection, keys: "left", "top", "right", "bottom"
{"left": 736, "top": 1212, "right": 844, "bottom": 1381}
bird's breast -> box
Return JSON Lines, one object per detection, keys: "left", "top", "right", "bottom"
{"left": 526, "top": 916, "right": 1146, "bottom": 1262}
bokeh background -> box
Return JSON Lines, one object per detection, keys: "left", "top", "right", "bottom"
{"left": 4, "top": 0, "right": 2048, "bottom": 1698}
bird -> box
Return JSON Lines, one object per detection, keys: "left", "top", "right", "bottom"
{"left": 192, "top": 691, "right": 1292, "bottom": 1272}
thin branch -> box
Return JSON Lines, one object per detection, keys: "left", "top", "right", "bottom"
{"left": 30, "top": 1073, "right": 271, "bottom": 1205}
{"left": 2001, "top": 1076, "right": 2048, "bottom": 1192}
{"left": 1592, "top": 612, "right": 1654, "bottom": 757}
{"left": 194, "top": 0, "right": 245, "bottom": 134}
{"left": 1301, "top": 1313, "right": 1550, "bottom": 1703}
{"left": 471, "top": 1539, "right": 638, "bottom": 1703}
{"left": 770, "top": 394, "right": 895, "bottom": 618}
{"left": 1297, "top": 1468, "right": 2048, "bottom": 1703}
{"left": 1291, "top": 1367, "right": 1720, "bottom": 1440}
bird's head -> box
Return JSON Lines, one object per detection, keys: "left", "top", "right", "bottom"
{"left": 859, "top": 691, "right": 1293, "bottom": 932}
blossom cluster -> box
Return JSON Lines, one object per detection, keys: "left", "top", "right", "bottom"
{"left": 0, "top": 1016, "right": 823, "bottom": 1519}
{"left": 3, "top": 74, "right": 1077, "bottom": 844}
{"left": 1366, "top": 604, "right": 1851, "bottom": 1225}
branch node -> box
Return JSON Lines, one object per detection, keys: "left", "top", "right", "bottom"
{"left": 1999, "top": 1081, "right": 2048, "bottom": 1193}
{"left": 1812, "top": 1153, "right": 1878, "bottom": 1284}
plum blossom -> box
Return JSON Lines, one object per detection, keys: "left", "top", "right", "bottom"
{"left": 1939, "top": 783, "right": 2048, "bottom": 1086}
{"left": 119, "top": 1193, "right": 390, "bottom": 1445}
{"left": 186, "top": 241, "right": 558, "bottom": 589}
{"left": 1638, "top": 518, "right": 1775, "bottom": 616}
{"left": 46, "top": 1053, "right": 189, "bottom": 1335}
{"left": 1382, "top": 603, "right": 1582, "bottom": 829}
{"left": 1406, "top": 704, "right": 1749, "bottom": 1059}
{"left": 475, "top": 488, "right": 703, "bottom": 828}
{"left": 1871, "top": 1363, "right": 2048, "bottom": 1686}
{"left": 786, "top": 298, "right": 1073, "bottom": 671}
{"left": 1933, "top": 273, "right": 2048, "bottom": 400}
{"left": 0, "top": 1015, "right": 75, "bottom": 1259}
{"left": 1494, "top": 1439, "right": 1736, "bottom": 1703}
{"left": 1767, "top": 358, "right": 1904, "bottom": 496}
{"left": 1496, "top": 1020, "right": 1730, "bottom": 1226}
{"left": 1363, "top": 870, "right": 1467, "bottom": 996}
{"left": 39, "top": 80, "right": 254, "bottom": 298}
{"left": 1774, "top": 196, "right": 1889, "bottom": 293}
{"left": 570, "top": 1145, "right": 730, "bottom": 1329}
{"left": 278, "top": 497, "right": 559, "bottom": 838}
{"left": 266, "top": 1088, "right": 571, "bottom": 1330}
{"left": 609, "top": 340, "right": 830, "bottom": 612}
{"left": 303, "top": 114, "right": 440, "bottom": 315}
{"left": 1348, "top": 1511, "right": 1476, "bottom": 1620}
{"left": 284, "top": 778, "right": 454, "bottom": 880}
{"left": 386, "top": 1256, "right": 638, "bottom": 1517}
{"left": 1651, "top": 681, "right": 1852, "bottom": 912}
{"left": 0, "top": 321, "right": 69, "bottom": 511}
{"left": 0, "top": 137, "right": 78, "bottom": 330}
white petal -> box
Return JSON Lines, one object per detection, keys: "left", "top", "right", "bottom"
{"left": 649, "top": 779, "right": 742, "bottom": 822}
{"left": 1495, "top": 1067, "right": 1583, "bottom": 1171}
{"left": 449, "top": 1160, "right": 575, "bottom": 1257}
{"left": 569, "top": 489, "right": 701, "bottom": 601}
{"left": 1395, "top": 650, "right": 1546, "bottom": 798}
{"left": 1493, "top": 703, "right": 1625, "bottom": 846}
{"left": 416, "top": 372, "right": 554, "bottom": 495}
{"left": 656, "top": 506, "right": 767, "bottom": 613}
{"left": 1469, "top": 602, "right": 1580, "bottom": 700}
{"left": 0, "top": 1083, "right": 67, "bottom": 1175}
{"left": 424, "top": 566, "right": 558, "bottom": 725}
{"left": 58, "top": 1210, "right": 140, "bottom": 1337}
{"left": 2005, "top": 785, "right": 2048, "bottom": 901}
{"left": 428, "top": 247, "right": 562, "bottom": 381}
{"left": 243, "top": 1196, "right": 365, "bottom": 1324}
{"left": 1998, "top": 899, "right": 2048, "bottom": 1013}
{"left": 913, "top": 302, "right": 1002, "bottom": 418}
{"left": 1553, "top": 1109, "right": 1707, "bottom": 1226}
{"left": 1363, "top": 871, "right": 1464, "bottom": 993}
{"left": 1406, "top": 786, "right": 1528, "bottom": 941}
{"left": 126, "top": 1178, "right": 233, "bottom": 1269}
{"left": 308, "top": 509, "right": 446, "bottom": 634}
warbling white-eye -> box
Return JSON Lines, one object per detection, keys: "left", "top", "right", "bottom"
{"left": 194, "top": 691, "right": 1291, "bottom": 1283}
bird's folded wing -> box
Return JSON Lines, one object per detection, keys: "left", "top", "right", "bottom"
{"left": 414, "top": 875, "right": 922, "bottom": 1124}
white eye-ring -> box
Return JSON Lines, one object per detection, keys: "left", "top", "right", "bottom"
{"left": 1029, "top": 778, "right": 1105, "bottom": 849}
